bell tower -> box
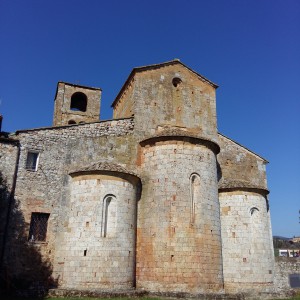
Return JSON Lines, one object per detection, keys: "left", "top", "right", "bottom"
{"left": 53, "top": 82, "right": 101, "bottom": 126}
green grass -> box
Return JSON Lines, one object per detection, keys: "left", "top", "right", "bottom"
{"left": 45, "top": 298, "right": 161, "bottom": 300}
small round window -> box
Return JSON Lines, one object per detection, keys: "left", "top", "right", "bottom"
{"left": 172, "top": 77, "right": 182, "bottom": 87}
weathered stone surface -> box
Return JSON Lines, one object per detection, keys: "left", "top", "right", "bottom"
{"left": 0, "top": 138, "right": 19, "bottom": 255}
{"left": 219, "top": 191, "right": 274, "bottom": 293}
{"left": 137, "top": 139, "right": 223, "bottom": 293}
{"left": 53, "top": 82, "right": 101, "bottom": 126}
{"left": 274, "top": 257, "right": 300, "bottom": 292}
{"left": 0, "top": 60, "right": 277, "bottom": 298}
{"left": 218, "top": 134, "right": 268, "bottom": 191}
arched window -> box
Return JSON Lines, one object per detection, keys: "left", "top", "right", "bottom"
{"left": 250, "top": 207, "right": 259, "bottom": 216}
{"left": 68, "top": 120, "right": 76, "bottom": 125}
{"left": 190, "top": 173, "right": 201, "bottom": 224}
{"left": 70, "top": 92, "right": 87, "bottom": 112}
{"left": 101, "top": 194, "right": 116, "bottom": 237}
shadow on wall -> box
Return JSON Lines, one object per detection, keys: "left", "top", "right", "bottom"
{"left": 0, "top": 171, "right": 58, "bottom": 298}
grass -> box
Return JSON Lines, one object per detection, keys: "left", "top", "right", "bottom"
{"left": 45, "top": 298, "right": 162, "bottom": 300}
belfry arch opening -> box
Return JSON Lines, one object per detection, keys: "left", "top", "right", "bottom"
{"left": 70, "top": 92, "right": 87, "bottom": 112}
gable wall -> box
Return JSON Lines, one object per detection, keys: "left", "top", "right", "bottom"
{"left": 120, "top": 65, "right": 218, "bottom": 143}
{"left": 113, "top": 78, "right": 135, "bottom": 119}
{"left": 217, "top": 134, "right": 267, "bottom": 190}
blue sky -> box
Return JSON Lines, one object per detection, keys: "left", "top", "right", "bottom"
{"left": 0, "top": 0, "right": 299, "bottom": 237}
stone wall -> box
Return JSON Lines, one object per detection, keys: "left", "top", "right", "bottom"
{"left": 114, "top": 63, "right": 218, "bottom": 145}
{"left": 55, "top": 173, "right": 138, "bottom": 289}
{"left": 137, "top": 138, "right": 223, "bottom": 293}
{"left": 0, "top": 139, "right": 18, "bottom": 190}
{"left": 3, "top": 118, "right": 135, "bottom": 288}
{"left": 113, "top": 78, "right": 135, "bottom": 119}
{"left": 0, "top": 138, "right": 19, "bottom": 258}
{"left": 274, "top": 257, "right": 300, "bottom": 292}
{"left": 53, "top": 82, "right": 101, "bottom": 126}
{"left": 0, "top": 60, "right": 277, "bottom": 298}
{"left": 219, "top": 191, "right": 274, "bottom": 293}
{"left": 218, "top": 134, "right": 268, "bottom": 190}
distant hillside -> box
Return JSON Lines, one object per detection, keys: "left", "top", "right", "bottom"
{"left": 273, "top": 236, "right": 300, "bottom": 249}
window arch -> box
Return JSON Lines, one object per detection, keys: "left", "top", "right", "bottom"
{"left": 70, "top": 92, "right": 87, "bottom": 112}
{"left": 68, "top": 120, "right": 76, "bottom": 125}
{"left": 190, "top": 173, "right": 201, "bottom": 224}
{"left": 101, "top": 194, "right": 116, "bottom": 237}
{"left": 250, "top": 207, "right": 259, "bottom": 216}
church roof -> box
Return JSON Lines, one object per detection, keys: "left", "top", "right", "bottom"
{"left": 218, "top": 132, "right": 268, "bottom": 163}
{"left": 69, "top": 161, "right": 138, "bottom": 178}
{"left": 140, "top": 127, "right": 220, "bottom": 153}
{"left": 218, "top": 179, "right": 269, "bottom": 194}
{"left": 111, "top": 59, "right": 218, "bottom": 108}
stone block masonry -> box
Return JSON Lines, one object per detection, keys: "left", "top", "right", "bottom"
{"left": 220, "top": 191, "right": 274, "bottom": 293}
{"left": 56, "top": 174, "right": 138, "bottom": 289}
{"left": 0, "top": 60, "right": 278, "bottom": 298}
{"left": 137, "top": 138, "right": 223, "bottom": 293}
{"left": 3, "top": 118, "right": 135, "bottom": 286}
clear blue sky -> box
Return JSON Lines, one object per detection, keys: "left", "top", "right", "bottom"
{"left": 0, "top": 0, "right": 299, "bottom": 237}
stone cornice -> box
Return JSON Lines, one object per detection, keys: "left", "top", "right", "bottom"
{"left": 140, "top": 130, "right": 220, "bottom": 154}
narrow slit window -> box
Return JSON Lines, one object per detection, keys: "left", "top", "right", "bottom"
{"left": 28, "top": 212, "right": 50, "bottom": 242}
{"left": 26, "top": 151, "right": 39, "bottom": 171}
{"left": 101, "top": 194, "right": 116, "bottom": 237}
{"left": 190, "top": 173, "right": 200, "bottom": 224}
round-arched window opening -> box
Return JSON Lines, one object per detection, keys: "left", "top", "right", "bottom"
{"left": 68, "top": 120, "right": 76, "bottom": 125}
{"left": 70, "top": 92, "right": 87, "bottom": 112}
{"left": 172, "top": 77, "right": 182, "bottom": 88}
{"left": 250, "top": 207, "right": 259, "bottom": 216}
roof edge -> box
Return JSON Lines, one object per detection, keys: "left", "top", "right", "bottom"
{"left": 218, "top": 132, "right": 269, "bottom": 163}
{"left": 57, "top": 81, "right": 102, "bottom": 91}
{"left": 111, "top": 59, "right": 218, "bottom": 108}
{"left": 54, "top": 81, "right": 102, "bottom": 103}
{"left": 218, "top": 186, "right": 269, "bottom": 196}
{"left": 140, "top": 134, "right": 220, "bottom": 154}
{"left": 15, "top": 117, "right": 134, "bottom": 134}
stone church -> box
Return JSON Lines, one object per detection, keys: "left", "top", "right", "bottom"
{"left": 0, "top": 60, "right": 274, "bottom": 296}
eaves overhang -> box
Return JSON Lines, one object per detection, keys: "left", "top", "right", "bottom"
{"left": 69, "top": 161, "right": 140, "bottom": 185}
{"left": 140, "top": 130, "right": 220, "bottom": 155}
